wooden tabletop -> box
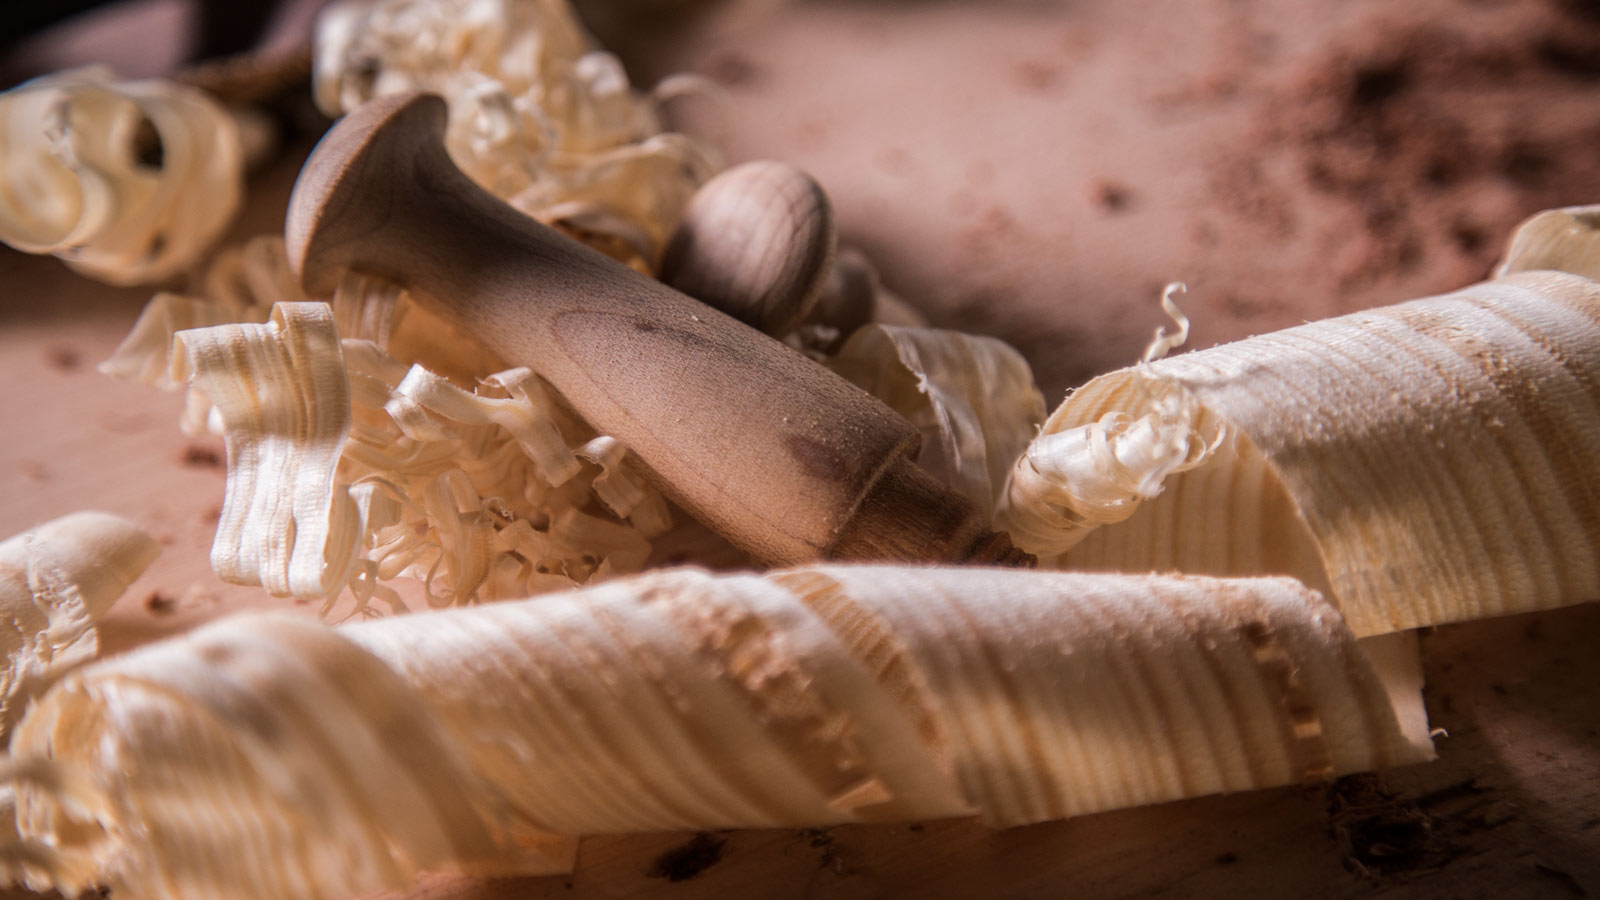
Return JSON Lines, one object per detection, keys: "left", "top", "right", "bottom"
{"left": 3, "top": 0, "right": 1599, "bottom": 896}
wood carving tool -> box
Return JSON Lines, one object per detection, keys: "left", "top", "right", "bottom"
{"left": 287, "top": 92, "right": 1030, "bottom": 567}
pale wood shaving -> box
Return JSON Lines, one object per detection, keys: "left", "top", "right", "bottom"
{"left": 313, "top": 0, "right": 722, "bottom": 268}
{"left": 829, "top": 324, "right": 1046, "bottom": 518}
{"left": 1496, "top": 203, "right": 1600, "bottom": 283}
{"left": 0, "top": 67, "right": 242, "bottom": 284}
{"left": 165, "top": 301, "right": 670, "bottom": 611}
{"left": 999, "top": 270, "right": 1600, "bottom": 636}
{"left": 0, "top": 566, "right": 1429, "bottom": 899}
{"left": 0, "top": 512, "right": 158, "bottom": 738}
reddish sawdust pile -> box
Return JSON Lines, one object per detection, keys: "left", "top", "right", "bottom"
{"left": 1254, "top": 0, "right": 1600, "bottom": 293}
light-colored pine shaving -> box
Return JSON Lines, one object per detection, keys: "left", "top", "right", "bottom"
{"left": 168, "top": 301, "right": 670, "bottom": 612}
{"left": 829, "top": 324, "right": 1046, "bottom": 517}
{"left": 387, "top": 364, "right": 581, "bottom": 486}
{"left": 100, "top": 292, "right": 263, "bottom": 394}
{"left": 1000, "top": 270, "right": 1600, "bottom": 636}
{"left": 100, "top": 236, "right": 301, "bottom": 435}
{"left": 574, "top": 435, "right": 672, "bottom": 537}
{"left": 313, "top": 0, "right": 722, "bottom": 268}
{"left": 997, "top": 286, "right": 1225, "bottom": 555}
{"left": 1001, "top": 388, "right": 1225, "bottom": 554}
{"left": 0, "top": 565, "right": 1431, "bottom": 900}
{"left": 171, "top": 303, "right": 363, "bottom": 600}
{"left": 0, "top": 67, "right": 242, "bottom": 285}
{"left": 0, "top": 512, "right": 159, "bottom": 738}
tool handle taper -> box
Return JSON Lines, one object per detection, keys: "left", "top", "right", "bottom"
{"left": 287, "top": 92, "right": 1029, "bottom": 567}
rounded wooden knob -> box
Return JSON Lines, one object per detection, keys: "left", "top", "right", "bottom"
{"left": 661, "top": 161, "right": 836, "bottom": 337}
{"left": 286, "top": 93, "right": 1031, "bottom": 568}
{"left": 809, "top": 245, "right": 879, "bottom": 352}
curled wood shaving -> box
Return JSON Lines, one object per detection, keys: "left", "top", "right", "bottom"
{"left": 0, "top": 565, "right": 1430, "bottom": 899}
{"left": 575, "top": 435, "right": 672, "bottom": 537}
{"left": 829, "top": 324, "right": 1046, "bottom": 517}
{"left": 1496, "top": 203, "right": 1600, "bottom": 283}
{"left": 1001, "top": 378, "right": 1224, "bottom": 557}
{"left": 0, "top": 68, "right": 242, "bottom": 285}
{"left": 314, "top": 0, "right": 721, "bottom": 267}
{"left": 998, "top": 285, "right": 1225, "bottom": 554}
{"left": 999, "top": 270, "right": 1600, "bottom": 636}
{"left": 167, "top": 301, "right": 669, "bottom": 611}
{"left": 0, "top": 617, "right": 572, "bottom": 900}
{"left": 388, "top": 364, "right": 582, "bottom": 486}
{"left": 171, "top": 303, "right": 361, "bottom": 600}
{"left": 101, "top": 236, "right": 302, "bottom": 435}
{"left": 102, "top": 235, "right": 669, "bottom": 608}
{"left": 0, "top": 512, "right": 158, "bottom": 738}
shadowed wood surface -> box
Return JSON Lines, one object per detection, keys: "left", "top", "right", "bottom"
{"left": 3, "top": 0, "right": 1599, "bottom": 895}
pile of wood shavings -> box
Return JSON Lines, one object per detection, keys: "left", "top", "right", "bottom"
{"left": 85, "top": 0, "right": 728, "bottom": 611}
{"left": 315, "top": 0, "right": 723, "bottom": 270}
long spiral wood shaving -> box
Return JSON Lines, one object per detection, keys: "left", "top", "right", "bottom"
{"left": 997, "top": 270, "right": 1600, "bottom": 637}
{"left": 0, "top": 565, "right": 1429, "bottom": 899}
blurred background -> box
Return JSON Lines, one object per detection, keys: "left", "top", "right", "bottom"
{"left": 8, "top": 0, "right": 1599, "bottom": 399}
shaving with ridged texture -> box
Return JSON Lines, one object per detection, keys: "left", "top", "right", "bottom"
{"left": 102, "top": 290, "right": 271, "bottom": 439}
{"left": 0, "top": 565, "right": 1429, "bottom": 899}
{"left": 101, "top": 235, "right": 504, "bottom": 436}
{"left": 167, "top": 300, "right": 671, "bottom": 609}
{"left": 0, "top": 512, "right": 159, "bottom": 738}
{"left": 574, "top": 435, "right": 672, "bottom": 537}
{"left": 171, "top": 303, "right": 362, "bottom": 599}
{"left": 995, "top": 283, "right": 1224, "bottom": 555}
{"left": 387, "top": 365, "right": 582, "bottom": 487}
{"left": 0, "top": 67, "right": 242, "bottom": 284}
{"left": 101, "top": 236, "right": 304, "bottom": 437}
{"left": 998, "top": 270, "right": 1600, "bottom": 636}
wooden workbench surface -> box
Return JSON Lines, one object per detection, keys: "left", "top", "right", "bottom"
{"left": 3, "top": 0, "right": 1598, "bottom": 896}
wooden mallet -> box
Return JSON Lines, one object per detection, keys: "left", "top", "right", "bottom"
{"left": 286, "top": 92, "right": 1030, "bottom": 567}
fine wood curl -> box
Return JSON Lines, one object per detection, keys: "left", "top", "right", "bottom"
{"left": 0, "top": 565, "right": 1429, "bottom": 900}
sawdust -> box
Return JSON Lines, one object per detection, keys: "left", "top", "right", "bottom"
{"left": 1254, "top": 3, "right": 1600, "bottom": 292}
{"left": 1327, "top": 774, "right": 1512, "bottom": 881}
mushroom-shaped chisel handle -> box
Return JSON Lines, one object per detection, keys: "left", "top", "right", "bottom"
{"left": 287, "top": 92, "right": 1030, "bottom": 567}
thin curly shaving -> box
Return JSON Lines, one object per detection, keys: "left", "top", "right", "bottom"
{"left": 160, "top": 299, "right": 670, "bottom": 614}
{"left": 313, "top": 0, "right": 722, "bottom": 268}
{"left": 997, "top": 284, "right": 1225, "bottom": 555}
